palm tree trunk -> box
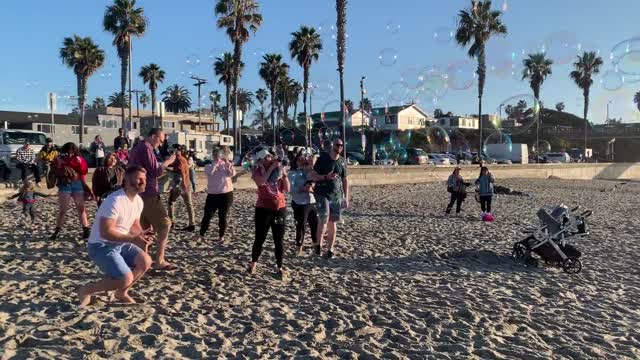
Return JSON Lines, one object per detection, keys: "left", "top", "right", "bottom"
{"left": 119, "top": 44, "right": 129, "bottom": 128}
{"left": 303, "top": 63, "right": 310, "bottom": 147}
{"left": 336, "top": 0, "right": 348, "bottom": 158}
{"left": 583, "top": 88, "right": 589, "bottom": 156}
{"left": 477, "top": 47, "right": 486, "bottom": 157}
{"left": 270, "top": 88, "right": 276, "bottom": 144}
{"left": 533, "top": 86, "right": 541, "bottom": 163}
{"left": 260, "top": 102, "right": 265, "bottom": 132}
{"left": 225, "top": 84, "right": 231, "bottom": 135}
{"left": 232, "top": 37, "right": 243, "bottom": 157}
{"left": 151, "top": 85, "right": 157, "bottom": 127}
{"left": 79, "top": 76, "right": 87, "bottom": 145}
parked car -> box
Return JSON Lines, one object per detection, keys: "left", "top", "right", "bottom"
{"left": 441, "top": 153, "right": 458, "bottom": 165}
{"left": 405, "top": 148, "right": 429, "bottom": 165}
{"left": 545, "top": 152, "right": 572, "bottom": 163}
{"left": 471, "top": 152, "right": 498, "bottom": 165}
{"left": 428, "top": 153, "right": 451, "bottom": 165}
{"left": 495, "top": 159, "right": 513, "bottom": 164}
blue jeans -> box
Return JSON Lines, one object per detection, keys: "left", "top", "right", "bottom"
{"left": 58, "top": 180, "right": 84, "bottom": 193}
{"left": 88, "top": 242, "right": 143, "bottom": 279}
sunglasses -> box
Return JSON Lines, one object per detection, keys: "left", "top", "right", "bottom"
{"left": 334, "top": 143, "right": 344, "bottom": 147}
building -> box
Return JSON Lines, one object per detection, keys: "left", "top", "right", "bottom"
{"left": 310, "top": 104, "right": 433, "bottom": 131}
{"left": 437, "top": 116, "right": 479, "bottom": 130}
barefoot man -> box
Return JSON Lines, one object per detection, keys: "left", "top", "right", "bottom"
{"left": 78, "top": 166, "right": 154, "bottom": 306}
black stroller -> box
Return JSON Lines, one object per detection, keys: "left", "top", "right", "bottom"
{"left": 512, "top": 204, "right": 592, "bottom": 274}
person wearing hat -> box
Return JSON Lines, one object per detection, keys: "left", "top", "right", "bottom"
{"left": 38, "top": 138, "right": 58, "bottom": 184}
{"left": 249, "top": 148, "right": 290, "bottom": 277}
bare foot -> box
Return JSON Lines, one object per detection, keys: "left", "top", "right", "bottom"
{"left": 247, "top": 263, "right": 256, "bottom": 274}
{"left": 113, "top": 290, "right": 136, "bottom": 304}
{"left": 217, "top": 236, "right": 225, "bottom": 243}
{"left": 78, "top": 287, "right": 91, "bottom": 307}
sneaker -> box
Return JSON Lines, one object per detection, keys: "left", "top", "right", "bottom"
{"left": 326, "top": 250, "right": 334, "bottom": 259}
{"left": 49, "top": 227, "right": 61, "bottom": 241}
{"left": 314, "top": 245, "right": 321, "bottom": 256}
{"left": 182, "top": 225, "right": 196, "bottom": 232}
{"left": 81, "top": 227, "right": 91, "bottom": 240}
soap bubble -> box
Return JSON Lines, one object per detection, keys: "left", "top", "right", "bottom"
{"left": 387, "top": 82, "right": 408, "bottom": 103}
{"left": 401, "top": 66, "right": 425, "bottom": 89}
{"left": 317, "top": 20, "right": 336, "bottom": 37}
{"left": 433, "top": 27, "right": 454, "bottom": 44}
{"left": 280, "top": 129, "right": 296, "bottom": 145}
{"left": 610, "top": 38, "right": 640, "bottom": 75}
{"left": 483, "top": 132, "right": 513, "bottom": 159}
{"left": 450, "top": 129, "right": 470, "bottom": 152}
{"left": 534, "top": 140, "right": 552, "bottom": 155}
{"left": 385, "top": 20, "right": 401, "bottom": 35}
{"left": 185, "top": 55, "right": 201, "bottom": 68}
{"left": 543, "top": 31, "right": 579, "bottom": 65}
{"left": 600, "top": 69, "right": 624, "bottom": 91}
{"left": 378, "top": 48, "right": 399, "bottom": 67}
{"left": 427, "top": 125, "right": 450, "bottom": 151}
{"left": 446, "top": 60, "right": 475, "bottom": 90}
{"left": 312, "top": 81, "right": 335, "bottom": 101}
{"left": 494, "top": 94, "right": 539, "bottom": 134}
{"left": 422, "top": 66, "right": 448, "bottom": 99}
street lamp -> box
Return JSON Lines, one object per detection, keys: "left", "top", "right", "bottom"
{"left": 360, "top": 76, "right": 366, "bottom": 154}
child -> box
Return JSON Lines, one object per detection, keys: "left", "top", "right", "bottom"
{"left": 475, "top": 166, "right": 495, "bottom": 220}
{"left": 8, "top": 181, "right": 49, "bottom": 226}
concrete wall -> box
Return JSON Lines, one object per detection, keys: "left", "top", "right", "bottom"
{"left": 2, "top": 163, "right": 638, "bottom": 202}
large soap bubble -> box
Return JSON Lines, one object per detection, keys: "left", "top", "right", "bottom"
{"left": 494, "top": 94, "right": 539, "bottom": 135}
{"left": 427, "top": 125, "right": 450, "bottom": 152}
{"left": 483, "top": 132, "right": 513, "bottom": 159}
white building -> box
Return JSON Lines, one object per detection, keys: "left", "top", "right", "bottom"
{"left": 437, "top": 116, "right": 479, "bottom": 130}
{"left": 311, "top": 104, "right": 434, "bottom": 131}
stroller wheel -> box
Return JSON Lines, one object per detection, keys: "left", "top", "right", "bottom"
{"left": 562, "top": 256, "right": 582, "bottom": 274}
{"left": 512, "top": 243, "right": 527, "bottom": 260}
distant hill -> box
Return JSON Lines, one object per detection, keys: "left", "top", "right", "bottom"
{"left": 540, "top": 108, "right": 589, "bottom": 128}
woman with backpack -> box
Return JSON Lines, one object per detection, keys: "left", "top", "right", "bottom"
{"left": 50, "top": 142, "right": 90, "bottom": 241}
{"left": 475, "top": 166, "right": 496, "bottom": 219}
{"left": 445, "top": 167, "right": 469, "bottom": 216}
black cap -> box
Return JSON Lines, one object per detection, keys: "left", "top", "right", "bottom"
{"left": 46, "top": 138, "right": 53, "bottom": 143}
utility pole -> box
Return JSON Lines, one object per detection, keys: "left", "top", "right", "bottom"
{"left": 191, "top": 76, "right": 207, "bottom": 132}
{"left": 128, "top": 40, "right": 133, "bottom": 131}
{"left": 309, "top": 84, "right": 315, "bottom": 149}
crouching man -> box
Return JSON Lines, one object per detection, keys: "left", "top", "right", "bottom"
{"left": 78, "top": 166, "right": 154, "bottom": 306}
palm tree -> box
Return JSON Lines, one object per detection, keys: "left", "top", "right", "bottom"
{"left": 139, "top": 63, "right": 165, "bottom": 125}
{"left": 555, "top": 102, "right": 565, "bottom": 112}
{"left": 91, "top": 97, "right": 106, "bottom": 109}
{"left": 344, "top": 99, "right": 354, "bottom": 113}
{"left": 362, "top": 97, "right": 372, "bottom": 113}
{"left": 60, "top": 35, "right": 105, "bottom": 144}
{"left": 336, "top": 0, "right": 348, "bottom": 155}
{"left": 522, "top": 52, "right": 553, "bottom": 160}
{"left": 103, "top": 0, "right": 148, "bottom": 128}
{"left": 455, "top": 0, "right": 507, "bottom": 153}
{"left": 209, "top": 90, "right": 222, "bottom": 130}
{"left": 215, "top": 0, "right": 263, "bottom": 152}
{"left": 237, "top": 88, "right": 254, "bottom": 128}
{"left": 259, "top": 53, "right": 289, "bottom": 143}
{"left": 290, "top": 81, "right": 302, "bottom": 123}
{"left": 139, "top": 92, "right": 149, "bottom": 110}
{"left": 634, "top": 92, "right": 640, "bottom": 113}
{"left": 289, "top": 26, "right": 323, "bottom": 128}
{"left": 108, "top": 92, "right": 130, "bottom": 108}
{"left": 161, "top": 85, "right": 191, "bottom": 114}
{"left": 570, "top": 51, "right": 603, "bottom": 154}
{"left": 277, "top": 76, "right": 299, "bottom": 126}
{"left": 214, "top": 53, "right": 241, "bottom": 134}
{"left": 256, "top": 88, "right": 268, "bottom": 130}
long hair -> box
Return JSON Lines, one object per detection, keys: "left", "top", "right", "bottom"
{"left": 60, "top": 142, "right": 80, "bottom": 157}
{"left": 479, "top": 166, "right": 489, "bottom": 177}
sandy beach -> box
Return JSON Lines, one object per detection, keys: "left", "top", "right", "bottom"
{"left": 1, "top": 178, "right": 639, "bottom": 359}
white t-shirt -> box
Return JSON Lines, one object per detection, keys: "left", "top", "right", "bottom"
{"left": 88, "top": 189, "right": 144, "bottom": 245}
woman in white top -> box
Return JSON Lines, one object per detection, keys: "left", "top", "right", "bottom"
{"left": 199, "top": 147, "right": 236, "bottom": 243}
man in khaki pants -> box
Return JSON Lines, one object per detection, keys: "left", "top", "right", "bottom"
{"left": 128, "top": 128, "right": 177, "bottom": 271}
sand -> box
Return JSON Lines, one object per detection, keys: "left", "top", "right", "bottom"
{"left": 0, "top": 179, "right": 639, "bottom": 359}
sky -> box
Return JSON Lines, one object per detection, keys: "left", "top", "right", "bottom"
{"left": 1, "top": 0, "right": 640, "bottom": 124}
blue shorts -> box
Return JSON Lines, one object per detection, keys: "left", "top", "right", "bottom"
{"left": 58, "top": 180, "right": 84, "bottom": 194}
{"left": 88, "top": 242, "right": 143, "bottom": 279}
{"left": 315, "top": 193, "right": 342, "bottom": 223}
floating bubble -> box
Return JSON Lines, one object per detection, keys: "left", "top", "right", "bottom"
{"left": 501, "top": 0, "right": 508, "bottom": 12}
{"left": 433, "top": 27, "right": 454, "bottom": 44}
{"left": 610, "top": 38, "right": 640, "bottom": 75}
{"left": 24, "top": 80, "right": 40, "bottom": 88}
{"left": 370, "top": 92, "right": 386, "bottom": 108}
{"left": 600, "top": 69, "right": 624, "bottom": 91}
{"left": 317, "top": 20, "right": 336, "bottom": 37}
{"left": 401, "top": 66, "right": 425, "bottom": 90}
{"left": 378, "top": 48, "right": 398, "bottom": 67}
{"left": 446, "top": 60, "right": 475, "bottom": 90}
{"left": 242, "top": 158, "right": 253, "bottom": 170}
{"left": 312, "top": 81, "right": 335, "bottom": 101}
{"left": 494, "top": 94, "right": 539, "bottom": 134}
{"left": 450, "top": 129, "right": 470, "bottom": 152}
{"left": 387, "top": 82, "right": 408, "bottom": 103}
{"left": 185, "top": 55, "right": 201, "bottom": 68}
{"left": 422, "top": 66, "right": 448, "bottom": 99}
{"left": 208, "top": 48, "right": 226, "bottom": 63}
{"left": 427, "top": 126, "right": 450, "bottom": 151}
{"left": 534, "top": 140, "right": 552, "bottom": 155}
{"left": 250, "top": 48, "right": 265, "bottom": 58}
{"left": 543, "top": 31, "right": 579, "bottom": 65}
{"left": 385, "top": 21, "right": 401, "bottom": 35}
{"left": 483, "top": 132, "right": 513, "bottom": 159}
{"left": 279, "top": 129, "right": 296, "bottom": 145}
{"left": 414, "top": 88, "right": 439, "bottom": 113}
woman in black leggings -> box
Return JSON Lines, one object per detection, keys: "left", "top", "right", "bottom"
{"left": 249, "top": 149, "right": 290, "bottom": 276}
{"left": 288, "top": 151, "right": 319, "bottom": 255}
{"left": 199, "top": 148, "right": 236, "bottom": 242}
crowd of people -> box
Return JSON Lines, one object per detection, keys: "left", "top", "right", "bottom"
{"left": 5, "top": 126, "right": 502, "bottom": 306}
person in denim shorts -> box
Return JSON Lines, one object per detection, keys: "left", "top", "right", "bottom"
{"left": 311, "top": 140, "right": 349, "bottom": 259}
{"left": 78, "top": 166, "right": 153, "bottom": 307}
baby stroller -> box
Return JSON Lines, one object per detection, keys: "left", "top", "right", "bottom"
{"left": 512, "top": 204, "right": 592, "bottom": 274}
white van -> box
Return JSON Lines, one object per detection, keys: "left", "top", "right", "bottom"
{"left": 0, "top": 129, "right": 48, "bottom": 167}
{"left": 545, "top": 152, "right": 572, "bottom": 163}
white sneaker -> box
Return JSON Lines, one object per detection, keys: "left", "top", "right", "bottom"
{"left": 480, "top": 212, "right": 485, "bottom": 220}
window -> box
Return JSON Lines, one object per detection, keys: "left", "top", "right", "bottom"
{"left": 100, "top": 119, "right": 118, "bottom": 128}
{"left": 2, "top": 131, "right": 47, "bottom": 145}
{"left": 71, "top": 126, "right": 89, "bottom": 135}
{"left": 163, "top": 121, "right": 175, "bottom": 129}
{"left": 36, "top": 124, "right": 55, "bottom": 133}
